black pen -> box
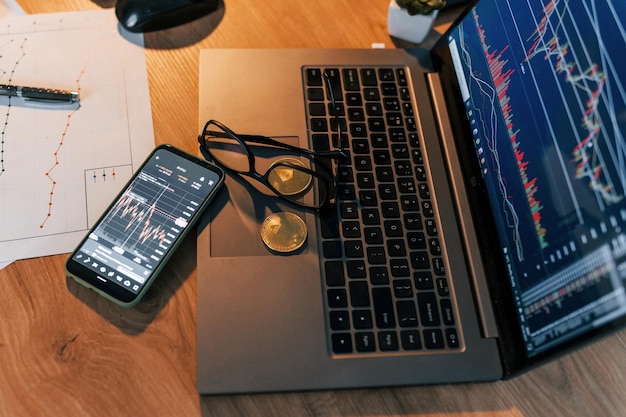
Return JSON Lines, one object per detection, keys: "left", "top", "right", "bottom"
{"left": 0, "top": 83, "right": 80, "bottom": 104}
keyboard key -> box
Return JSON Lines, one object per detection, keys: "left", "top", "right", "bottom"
{"left": 306, "top": 68, "right": 323, "bottom": 86}
{"left": 363, "top": 87, "right": 380, "bottom": 101}
{"left": 342, "top": 68, "right": 360, "bottom": 91}
{"left": 378, "top": 331, "right": 399, "bottom": 351}
{"left": 417, "top": 292, "right": 441, "bottom": 326}
{"left": 393, "top": 279, "right": 414, "bottom": 298}
{"left": 360, "top": 68, "right": 377, "bottom": 85}
{"left": 357, "top": 172, "right": 375, "bottom": 188}
{"left": 369, "top": 266, "right": 389, "bottom": 284}
{"left": 309, "top": 102, "right": 326, "bottom": 116}
{"left": 368, "top": 117, "right": 386, "bottom": 132}
{"left": 394, "top": 160, "right": 412, "bottom": 176}
{"left": 387, "top": 239, "right": 407, "bottom": 257}
{"left": 324, "top": 68, "right": 343, "bottom": 100}
{"left": 423, "top": 329, "right": 445, "bottom": 349}
{"left": 344, "top": 240, "right": 364, "bottom": 258}
{"left": 414, "top": 271, "right": 434, "bottom": 290}
{"left": 410, "top": 251, "right": 430, "bottom": 269}
{"left": 364, "top": 227, "right": 383, "bottom": 244}
{"left": 378, "top": 68, "right": 395, "bottom": 81}
{"left": 367, "top": 246, "right": 386, "bottom": 264}
{"left": 436, "top": 277, "right": 449, "bottom": 296}
{"left": 310, "top": 118, "right": 328, "bottom": 132}
{"left": 348, "top": 107, "right": 365, "bottom": 121}
{"left": 355, "top": 332, "right": 376, "bottom": 352}
{"left": 346, "top": 92, "right": 363, "bottom": 106}
{"left": 353, "top": 310, "right": 373, "bottom": 329}
{"left": 323, "top": 241, "right": 343, "bottom": 258}
{"left": 396, "top": 300, "right": 418, "bottom": 327}
{"left": 307, "top": 87, "right": 325, "bottom": 101}
{"left": 376, "top": 166, "right": 394, "bottom": 182}
{"left": 401, "top": 330, "right": 422, "bottom": 350}
{"left": 342, "top": 221, "right": 362, "bottom": 238}
{"left": 325, "top": 262, "right": 345, "bottom": 286}
{"left": 381, "top": 83, "right": 398, "bottom": 96}
{"left": 349, "top": 281, "right": 370, "bottom": 307}
{"left": 329, "top": 310, "right": 350, "bottom": 330}
{"left": 366, "top": 102, "right": 383, "bottom": 116}
{"left": 441, "top": 298, "right": 455, "bottom": 325}
{"left": 384, "top": 220, "right": 403, "bottom": 237}
{"left": 390, "top": 259, "right": 410, "bottom": 277}
{"left": 445, "top": 328, "right": 460, "bottom": 348}
{"left": 407, "top": 231, "right": 426, "bottom": 249}
{"left": 401, "top": 195, "right": 419, "bottom": 211}
{"left": 327, "top": 288, "right": 348, "bottom": 307}
{"left": 354, "top": 155, "right": 372, "bottom": 171}
{"left": 396, "top": 68, "right": 408, "bottom": 86}
{"left": 372, "top": 287, "right": 396, "bottom": 328}
{"left": 359, "top": 190, "right": 378, "bottom": 206}
{"left": 352, "top": 138, "right": 370, "bottom": 154}
{"left": 381, "top": 202, "right": 400, "bottom": 218}
{"left": 340, "top": 202, "right": 359, "bottom": 219}
{"left": 373, "top": 149, "right": 391, "bottom": 165}
{"left": 332, "top": 333, "right": 353, "bottom": 354}
{"left": 384, "top": 98, "right": 401, "bottom": 111}
{"left": 433, "top": 257, "right": 446, "bottom": 276}
{"left": 404, "top": 213, "right": 423, "bottom": 230}
{"left": 347, "top": 260, "right": 367, "bottom": 278}
{"left": 362, "top": 209, "right": 381, "bottom": 225}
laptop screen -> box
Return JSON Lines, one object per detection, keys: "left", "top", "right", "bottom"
{"left": 446, "top": 0, "right": 626, "bottom": 357}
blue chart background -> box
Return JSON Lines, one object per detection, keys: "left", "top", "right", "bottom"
{"left": 451, "top": 0, "right": 626, "bottom": 291}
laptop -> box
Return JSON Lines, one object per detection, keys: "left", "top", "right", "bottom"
{"left": 195, "top": 0, "right": 626, "bottom": 393}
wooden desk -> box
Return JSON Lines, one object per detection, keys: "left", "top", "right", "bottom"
{"left": 2, "top": 1, "right": 625, "bottom": 416}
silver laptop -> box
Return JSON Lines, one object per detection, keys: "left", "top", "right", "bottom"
{"left": 195, "top": 0, "right": 626, "bottom": 393}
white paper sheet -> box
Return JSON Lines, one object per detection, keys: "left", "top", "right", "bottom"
{"left": 0, "top": 10, "right": 154, "bottom": 268}
{"left": 0, "top": 0, "right": 24, "bottom": 18}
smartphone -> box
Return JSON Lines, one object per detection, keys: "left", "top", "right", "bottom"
{"left": 66, "top": 144, "right": 224, "bottom": 307}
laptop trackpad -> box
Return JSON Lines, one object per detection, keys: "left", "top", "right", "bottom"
{"left": 205, "top": 136, "right": 309, "bottom": 258}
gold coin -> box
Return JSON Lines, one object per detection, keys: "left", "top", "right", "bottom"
{"left": 267, "top": 157, "right": 312, "bottom": 196}
{"left": 261, "top": 212, "right": 307, "bottom": 253}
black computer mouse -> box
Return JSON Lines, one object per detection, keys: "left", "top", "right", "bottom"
{"left": 115, "top": 0, "right": 219, "bottom": 33}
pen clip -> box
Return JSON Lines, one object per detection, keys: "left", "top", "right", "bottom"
{"left": 21, "top": 97, "right": 81, "bottom": 110}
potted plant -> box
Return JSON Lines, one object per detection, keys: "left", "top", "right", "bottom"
{"left": 387, "top": 0, "right": 447, "bottom": 43}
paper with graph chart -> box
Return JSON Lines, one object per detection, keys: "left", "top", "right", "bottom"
{"left": 0, "top": 10, "right": 154, "bottom": 266}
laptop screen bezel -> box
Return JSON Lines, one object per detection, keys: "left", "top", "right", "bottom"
{"left": 428, "top": 0, "right": 626, "bottom": 377}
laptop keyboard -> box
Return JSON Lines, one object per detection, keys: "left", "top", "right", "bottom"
{"left": 303, "top": 66, "right": 461, "bottom": 355}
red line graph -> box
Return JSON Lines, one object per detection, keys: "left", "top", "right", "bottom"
{"left": 39, "top": 69, "right": 84, "bottom": 228}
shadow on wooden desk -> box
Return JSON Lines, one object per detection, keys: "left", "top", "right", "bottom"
{"left": 65, "top": 234, "right": 197, "bottom": 335}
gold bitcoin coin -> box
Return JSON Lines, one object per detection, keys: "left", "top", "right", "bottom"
{"left": 267, "top": 157, "right": 312, "bottom": 196}
{"left": 261, "top": 212, "right": 307, "bottom": 253}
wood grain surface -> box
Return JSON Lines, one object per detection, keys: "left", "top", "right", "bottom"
{"left": 1, "top": 1, "right": 625, "bottom": 416}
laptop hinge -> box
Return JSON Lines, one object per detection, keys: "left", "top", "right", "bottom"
{"left": 426, "top": 72, "right": 499, "bottom": 339}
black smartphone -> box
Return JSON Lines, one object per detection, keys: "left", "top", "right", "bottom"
{"left": 66, "top": 144, "right": 224, "bottom": 307}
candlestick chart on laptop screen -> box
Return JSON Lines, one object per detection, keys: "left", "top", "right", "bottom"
{"left": 449, "top": 0, "right": 626, "bottom": 355}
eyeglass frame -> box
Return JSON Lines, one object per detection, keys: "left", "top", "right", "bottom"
{"left": 198, "top": 119, "right": 348, "bottom": 210}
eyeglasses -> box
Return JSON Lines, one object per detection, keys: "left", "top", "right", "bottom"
{"left": 198, "top": 119, "right": 348, "bottom": 210}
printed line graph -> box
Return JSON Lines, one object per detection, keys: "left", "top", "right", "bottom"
{"left": 0, "top": 37, "right": 26, "bottom": 176}
{"left": 0, "top": 11, "right": 153, "bottom": 264}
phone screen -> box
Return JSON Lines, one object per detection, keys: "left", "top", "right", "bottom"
{"left": 66, "top": 145, "right": 223, "bottom": 306}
